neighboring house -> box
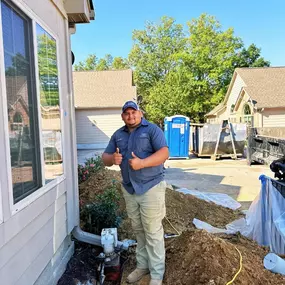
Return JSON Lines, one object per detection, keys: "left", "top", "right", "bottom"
{"left": 0, "top": 1, "right": 94, "bottom": 285}
{"left": 73, "top": 69, "right": 137, "bottom": 149}
{"left": 205, "top": 67, "right": 285, "bottom": 127}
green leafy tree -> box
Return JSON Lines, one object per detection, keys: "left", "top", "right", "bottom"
{"left": 182, "top": 14, "right": 244, "bottom": 115}
{"left": 130, "top": 14, "right": 270, "bottom": 123}
{"left": 146, "top": 66, "right": 194, "bottom": 124}
{"left": 129, "top": 16, "right": 187, "bottom": 108}
{"left": 112, "top": 56, "right": 129, "bottom": 69}
{"left": 235, "top": 43, "right": 270, "bottom": 68}
{"left": 73, "top": 53, "right": 129, "bottom": 71}
{"left": 74, "top": 54, "right": 98, "bottom": 71}
{"left": 96, "top": 54, "right": 113, "bottom": 70}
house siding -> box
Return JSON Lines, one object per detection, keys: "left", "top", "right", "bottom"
{"left": 262, "top": 108, "right": 285, "bottom": 127}
{"left": 225, "top": 74, "right": 245, "bottom": 119}
{"left": 76, "top": 108, "right": 125, "bottom": 148}
{"left": 0, "top": 1, "right": 78, "bottom": 284}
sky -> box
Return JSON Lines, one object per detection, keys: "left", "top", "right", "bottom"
{"left": 71, "top": 0, "right": 285, "bottom": 67}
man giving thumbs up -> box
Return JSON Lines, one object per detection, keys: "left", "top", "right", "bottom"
{"left": 102, "top": 101, "right": 169, "bottom": 285}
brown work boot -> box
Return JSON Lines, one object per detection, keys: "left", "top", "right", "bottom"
{"left": 149, "top": 280, "right": 163, "bottom": 285}
{"left": 126, "top": 268, "right": 150, "bottom": 283}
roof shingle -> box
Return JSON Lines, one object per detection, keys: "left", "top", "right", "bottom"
{"left": 236, "top": 67, "right": 285, "bottom": 108}
{"left": 73, "top": 69, "right": 137, "bottom": 108}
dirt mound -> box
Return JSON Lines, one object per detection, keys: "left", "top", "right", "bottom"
{"left": 118, "top": 186, "right": 243, "bottom": 241}
{"left": 164, "top": 230, "right": 285, "bottom": 285}
{"left": 59, "top": 168, "right": 285, "bottom": 285}
{"left": 163, "top": 189, "right": 243, "bottom": 233}
{"left": 79, "top": 168, "right": 122, "bottom": 204}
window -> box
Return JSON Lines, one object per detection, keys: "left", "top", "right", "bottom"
{"left": 244, "top": 104, "right": 251, "bottom": 116}
{"left": 2, "top": 1, "right": 41, "bottom": 203}
{"left": 1, "top": 1, "right": 64, "bottom": 204}
{"left": 243, "top": 104, "right": 253, "bottom": 126}
{"left": 36, "top": 24, "right": 63, "bottom": 182}
{"left": 11, "top": 112, "right": 23, "bottom": 131}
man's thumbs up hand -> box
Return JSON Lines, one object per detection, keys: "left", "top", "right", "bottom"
{"left": 113, "top": 148, "right": 122, "bottom": 165}
{"left": 129, "top": 152, "right": 144, "bottom": 170}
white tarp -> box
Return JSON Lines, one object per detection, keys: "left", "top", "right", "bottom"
{"left": 176, "top": 188, "right": 241, "bottom": 210}
{"left": 193, "top": 175, "right": 285, "bottom": 254}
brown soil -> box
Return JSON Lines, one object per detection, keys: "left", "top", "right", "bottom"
{"left": 58, "top": 168, "right": 285, "bottom": 285}
{"left": 163, "top": 230, "right": 285, "bottom": 285}
{"left": 79, "top": 168, "right": 122, "bottom": 205}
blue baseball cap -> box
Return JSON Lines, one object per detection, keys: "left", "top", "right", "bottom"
{"left": 122, "top": 101, "right": 139, "bottom": 113}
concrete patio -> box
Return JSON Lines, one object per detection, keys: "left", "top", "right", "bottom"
{"left": 164, "top": 155, "right": 273, "bottom": 210}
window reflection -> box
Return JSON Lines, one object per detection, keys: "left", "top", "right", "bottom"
{"left": 2, "top": 2, "right": 41, "bottom": 203}
{"left": 36, "top": 24, "right": 63, "bottom": 182}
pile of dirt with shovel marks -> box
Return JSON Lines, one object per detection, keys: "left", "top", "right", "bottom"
{"left": 163, "top": 230, "right": 285, "bottom": 285}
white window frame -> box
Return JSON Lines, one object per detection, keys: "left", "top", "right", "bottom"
{"left": 0, "top": 0, "right": 66, "bottom": 216}
{"left": 243, "top": 103, "right": 253, "bottom": 127}
{"left": 0, "top": 183, "right": 3, "bottom": 224}
{"left": 0, "top": 2, "right": 3, "bottom": 223}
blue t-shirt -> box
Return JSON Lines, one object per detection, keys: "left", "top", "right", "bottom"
{"left": 104, "top": 118, "right": 167, "bottom": 195}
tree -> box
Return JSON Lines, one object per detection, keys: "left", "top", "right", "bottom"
{"left": 180, "top": 14, "right": 244, "bottom": 116}
{"left": 129, "top": 14, "right": 270, "bottom": 124}
{"left": 234, "top": 43, "right": 270, "bottom": 68}
{"left": 96, "top": 54, "right": 113, "bottom": 71}
{"left": 73, "top": 54, "right": 129, "bottom": 71}
{"left": 74, "top": 54, "right": 98, "bottom": 71}
{"left": 128, "top": 16, "right": 187, "bottom": 108}
{"left": 112, "top": 57, "right": 129, "bottom": 69}
{"left": 146, "top": 66, "right": 195, "bottom": 124}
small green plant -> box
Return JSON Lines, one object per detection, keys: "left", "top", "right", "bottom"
{"left": 81, "top": 184, "right": 123, "bottom": 234}
{"left": 78, "top": 156, "right": 104, "bottom": 184}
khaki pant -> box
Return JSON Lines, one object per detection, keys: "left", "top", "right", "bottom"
{"left": 122, "top": 181, "right": 166, "bottom": 280}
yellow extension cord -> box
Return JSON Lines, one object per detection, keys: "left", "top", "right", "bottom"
{"left": 225, "top": 246, "right": 243, "bottom": 285}
{"left": 165, "top": 216, "right": 181, "bottom": 236}
{"left": 165, "top": 217, "right": 243, "bottom": 285}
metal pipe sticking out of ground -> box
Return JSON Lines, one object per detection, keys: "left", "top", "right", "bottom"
{"left": 72, "top": 226, "right": 135, "bottom": 251}
{"left": 72, "top": 226, "right": 136, "bottom": 284}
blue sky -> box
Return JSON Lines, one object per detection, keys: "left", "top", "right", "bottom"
{"left": 71, "top": 0, "right": 285, "bottom": 66}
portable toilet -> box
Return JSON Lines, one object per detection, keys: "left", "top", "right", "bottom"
{"left": 164, "top": 115, "right": 190, "bottom": 158}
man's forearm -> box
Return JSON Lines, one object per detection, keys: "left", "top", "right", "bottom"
{"left": 141, "top": 147, "right": 169, "bottom": 168}
{"left": 102, "top": 153, "right": 114, "bottom": 166}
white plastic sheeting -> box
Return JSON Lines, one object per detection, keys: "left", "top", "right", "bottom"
{"left": 193, "top": 218, "right": 236, "bottom": 234}
{"left": 176, "top": 188, "right": 241, "bottom": 210}
{"left": 244, "top": 175, "right": 285, "bottom": 254}
{"left": 193, "top": 175, "right": 285, "bottom": 255}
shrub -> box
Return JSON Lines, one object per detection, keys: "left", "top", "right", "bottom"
{"left": 78, "top": 156, "right": 104, "bottom": 184}
{"left": 80, "top": 184, "right": 123, "bottom": 235}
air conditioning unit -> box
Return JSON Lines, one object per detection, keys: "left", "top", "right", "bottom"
{"left": 64, "top": 0, "right": 94, "bottom": 24}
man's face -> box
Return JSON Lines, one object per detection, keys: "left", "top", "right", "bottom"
{"left": 121, "top": 108, "right": 142, "bottom": 128}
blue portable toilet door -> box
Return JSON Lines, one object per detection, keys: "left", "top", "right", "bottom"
{"left": 164, "top": 115, "right": 190, "bottom": 158}
{"left": 171, "top": 117, "right": 186, "bottom": 157}
{"left": 169, "top": 120, "right": 181, "bottom": 157}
